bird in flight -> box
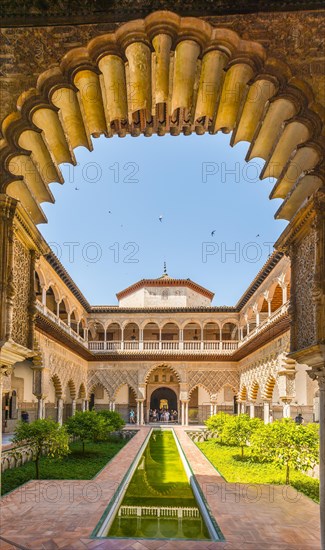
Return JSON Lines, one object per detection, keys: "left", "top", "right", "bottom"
{"left": 108, "top": 210, "right": 112, "bottom": 214}
{"left": 159, "top": 215, "right": 163, "bottom": 222}
{"left": 75, "top": 187, "right": 80, "bottom": 191}
{"left": 256, "top": 234, "right": 260, "bottom": 237}
{"left": 211, "top": 230, "right": 216, "bottom": 237}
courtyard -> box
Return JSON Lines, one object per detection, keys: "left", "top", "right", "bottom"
{"left": 0, "top": 426, "right": 321, "bottom": 549}
{"left": 0, "top": 2, "right": 324, "bottom": 549}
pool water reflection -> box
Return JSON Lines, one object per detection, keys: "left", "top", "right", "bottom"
{"left": 107, "top": 430, "right": 211, "bottom": 540}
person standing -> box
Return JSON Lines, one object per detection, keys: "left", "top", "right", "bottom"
{"left": 295, "top": 412, "right": 304, "bottom": 424}
{"left": 129, "top": 409, "right": 135, "bottom": 424}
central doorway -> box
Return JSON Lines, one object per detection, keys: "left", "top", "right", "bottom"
{"left": 150, "top": 387, "right": 177, "bottom": 411}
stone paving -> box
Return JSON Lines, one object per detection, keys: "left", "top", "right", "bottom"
{"left": 0, "top": 427, "right": 321, "bottom": 550}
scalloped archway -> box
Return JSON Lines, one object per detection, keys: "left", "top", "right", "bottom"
{"left": 0, "top": 11, "right": 323, "bottom": 226}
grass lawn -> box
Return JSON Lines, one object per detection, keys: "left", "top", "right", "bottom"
{"left": 196, "top": 440, "right": 320, "bottom": 503}
{"left": 1, "top": 438, "right": 127, "bottom": 496}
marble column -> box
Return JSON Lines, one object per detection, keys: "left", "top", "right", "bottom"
{"left": 282, "top": 400, "right": 291, "bottom": 418}
{"left": 185, "top": 402, "right": 189, "bottom": 426}
{"left": 57, "top": 398, "right": 63, "bottom": 425}
{"left": 263, "top": 401, "right": 270, "bottom": 424}
{"left": 42, "top": 286, "right": 47, "bottom": 306}
{"left": 250, "top": 403, "right": 255, "bottom": 418}
{"left": 71, "top": 399, "right": 76, "bottom": 416}
{"left": 136, "top": 400, "right": 140, "bottom": 425}
{"left": 37, "top": 396, "right": 43, "bottom": 419}
{"left": 0, "top": 366, "right": 13, "bottom": 469}
{"left": 81, "top": 399, "right": 86, "bottom": 412}
{"left": 319, "top": 372, "right": 325, "bottom": 550}
{"left": 140, "top": 400, "right": 144, "bottom": 425}
{"left": 181, "top": 401, "right": 185, "bottom": 425}
{"left": 308, "top": 364, "right": 325, "bottom": 549}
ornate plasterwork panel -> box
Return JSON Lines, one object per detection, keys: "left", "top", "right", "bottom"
{"left": 188, "top": 370, "right": 239, "bottom": 395}
{"left": 87, "top": 368, "right": 138, "bottom": 399}
{"left": 239, "top": 358, "right": 279, "bottom": 399}
{"left": 292, "top": 230, "right": 317, "bottom": 350}
{"left": 48, "top": 353, "right": 87, "bottom": 398}
{"left": 10, "top": 236, "right": 30, "bottom": 348}
{"left": 238, "top": 332, "right": 291, "bottom": 398}
{"left": 36, "top": 332, "right": 88, "bottom": 396}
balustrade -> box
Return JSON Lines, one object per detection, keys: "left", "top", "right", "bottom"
{"left": 36, "top": 298, "right": 289, "bottom": 355}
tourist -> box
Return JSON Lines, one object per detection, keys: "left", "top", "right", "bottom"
{"left": 129, "top": 409, "right": 135, "bottom": 423}
{"left": 269, "top": 412, "right": 274, "bottom": 423}
{"left": 295, "top": 412, "right": 304, "bottom": 424}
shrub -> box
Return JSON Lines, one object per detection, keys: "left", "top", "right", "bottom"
{"left": 12, "top": 419, "right": 70, "bottom": 479}
{"left": 205, "top": 412, "right": 231, "bottom": 442}
{"left": 96, "top": 409, "right": 125, "bottom": 432}
{"left": 250, "top": 418, "right": 319, "bottom": 483}
{"left": 222, "top": 414, "right": 263, "bottom": 457}
{"left": 65, "top": 411, "right": 109, "bottom": 452}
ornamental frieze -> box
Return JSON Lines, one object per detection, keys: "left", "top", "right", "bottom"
{"left": 188, "top": 370, "right": 239, "bottom": 395}
{"left": 88, "top": 368, "right": 138, "bottom": 399}
{"left": 10, "top": 236, "right": 30, "bottom": 349}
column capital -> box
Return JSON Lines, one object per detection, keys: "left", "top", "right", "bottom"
{"left": 289, "top": 344, "right": 325, "bottom": 390}
{"left": 0, "top": 364, "right": 13, "bottom": 378}
{"left": 280, "top": 397, "right": 293, "bottom": 404}
{"left": 309, "top": 365, "right": 325, "bottom": 391}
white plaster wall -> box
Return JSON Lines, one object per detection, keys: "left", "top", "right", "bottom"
{"left": 119, "top": 286, "right": 211, "bottom": 308}
{"left": 13, "top": 362, "right": 34, "bottom": 401}
{"left": 198, "top": 386, "right": 210, "bottom": 405}
{"left": 115, "top": 384, "right": 129, "bottom": 404}
{"left": 307, "top": 373, "right": 318, "bottom": 405}
{"left": 295, "top": 364, "right": 308, "bottom": 405}
{"left": 46, "top": 379, "right": 56, "bottom": 403}
{"left": 94, "top": 388, "right": 109, "bottom": 404}
{"left": 217, "top": 386, "right": 235, "bottom": 404}
{"left": 217, "top": 387, "right": 225, "bottom": 404}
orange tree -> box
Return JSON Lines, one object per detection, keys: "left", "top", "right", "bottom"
{"left": 250, "top": 418, "right": 319, "bottom": 484}
{"left": 221, "top": 414, "right": 263, "bottom": 457}
{"left": 13, "top": 419, "right": 70, "bottom": 479}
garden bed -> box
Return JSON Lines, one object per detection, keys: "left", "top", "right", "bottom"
{"left": 196, "top": 440, "right": 320, "bottom": 503}
{"left": 1, "top": 437, "right": 128, "bottom": 496}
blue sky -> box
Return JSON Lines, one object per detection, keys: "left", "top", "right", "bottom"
{"left": 39, "top": 132, "right": 288, "bottom": 306}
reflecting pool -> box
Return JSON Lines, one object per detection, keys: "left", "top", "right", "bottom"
{"left": 107, "top": 430, "right": 211, "bottom": 540}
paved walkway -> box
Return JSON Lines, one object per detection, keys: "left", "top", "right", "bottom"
{"left": 0, "top": 427, "right": 320, "bottom": 549}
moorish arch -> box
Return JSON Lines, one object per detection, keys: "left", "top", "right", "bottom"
{"left": 51, "top": 374, "right": 63, "bottom": 398}
{"left": 0, "top": 11, "right": 323, "bottom": 227}
{"left": 262, "top": 375, "right": 278, "bottom": 400}
{"left": 78, "top": 382, "right": 86, "bottom": 400}
{"left": 238, "top": 385, "right": 248, "bottom": 402}
{"left": 65, "top": 379, "right": 77, "bottom": 401}
{"left": 0, "top": 8, "right": 324, "bottom": 545}
{"left": 143, "top": 364, "right": 183, "bottom": 385}
{"left": 249, "top": 380, "right": 261, "bottom": 402}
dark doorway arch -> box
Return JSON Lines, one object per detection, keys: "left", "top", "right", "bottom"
{"left": 150, "top": 387, "right": 177, "bottom": 411}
